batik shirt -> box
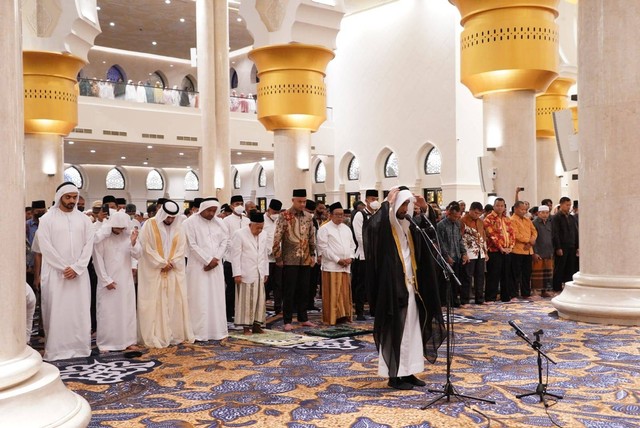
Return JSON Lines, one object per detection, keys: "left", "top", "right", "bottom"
{"left": 272, "top": 208, "right": 316, "bottom": 266}
{"left": 483, "top": 211, "right": 515, "bottom": 253}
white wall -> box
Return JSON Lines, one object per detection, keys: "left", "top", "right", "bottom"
{"left": 231, "top": 161, "right": 275, "bottom": 204}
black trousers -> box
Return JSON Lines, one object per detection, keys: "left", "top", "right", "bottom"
{"left": 267, "top": 262, "right": 283, "bottom": 313}
{"left": 486, "top": 251, "right": 514, "bottom": 302}
{"left": 511, "top": 254, "right": 533, "bottom": 297}
{"left": 553, "top": 247, "right": 577, "bottom": 291}
{"left": 462, "top": 256, "right": 485, "bottom": 304}
{"left": 308, "top": 263, "right": 321, "bottom": 309}
{"left": 223, "top": 261, "right": 235, "bottom": 322}
{"left": 282, "top": 265, "right": 311, "bottom": 324}
{"left": 439, "top": 261, "right": 462, "bottom": 306}
{"left": 88, "top": 258, "right": 98, "bottom": 332}
{"left": 350, "top": 258, "right": 367, "bottom": 315}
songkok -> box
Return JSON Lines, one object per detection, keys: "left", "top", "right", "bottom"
{"left": 292, "top": 189, "right": 307, "bottom": 198}
{"left": 193, "top": 197, "right": 204, "bottom": 208}
{"left": 162, "top": 200, "right": 179, "bottom": 216}
{"left": 110, "top": 211, "right": 131, "bottom": 229}
{"left": 92, "top": 200, "right": 102, "bottom": 209}
{"left": 102, "top": 195, "right": 117, "bottom": 204}
{"left": 305, "top": 199, "right": 316, "bottom": 211}
{"left": 249, "top": 211, "right": 264, "bottom": 223}
{"left": 268, "top": 199, "right": 282, "bottom": 211}
{"left": 329, "top": 202, "right": 343, "bottom": 213}
{"left": 125, "top": 203, "right": 137, "bottom": 214}
{"left": 199, "top": 197, "right": 220, "bottom": 212}
{"left": 538, "top": 205, "right": 550, "bottom": 212}
{"left": 157, "top": 197, "right": 168, "bottom": 205}
{"left": 353, "top": 200, "right": 365, "bottom": 210}
{"left": 230, "top": 195, "right": 244, "bottom": 204}
{"left": 365, "top": 189, "right": 378, "bottom": 198}
{"left": 116, "top": 198, "right": 127, "bottom": 206}
{"left": 221, "top": 203, "right": 233, "bottom": 213}
{"left": 398, "top": 186, "right": 410, "bottom": 191}
{"left": 31, "top": 200, "right": 46, "bottom": 209}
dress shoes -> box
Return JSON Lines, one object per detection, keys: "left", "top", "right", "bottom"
{"left": 388, "top": 377, "right": 414, "bottom": 390}
{"left": 401, "top": 374, "right": 426, "bottom": 387}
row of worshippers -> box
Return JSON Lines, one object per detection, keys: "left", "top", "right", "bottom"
{"left": 78, "top": 78, "right": 196, "bottom": 107}
{"left": 433, "top": 196, "right": 578, "bottom": 307}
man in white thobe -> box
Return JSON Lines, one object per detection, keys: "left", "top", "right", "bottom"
{"left": 231, "top": 211, "right": 269, "bottom": 335}
{"left": 137, "top": 200, "right": 194, "bottom": 348}
{"left": 184, "top": 197, "right": 229, "bottom": 341}
{"left": 38, "top": 182, "right": 95, "bottom": 361}
{"left": 223, "top": 195, "right": 250, "bottom": 325}
{"left": 93, "top": 212, "right": 142, "bottom": 352}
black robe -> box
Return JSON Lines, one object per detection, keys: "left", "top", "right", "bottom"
{"left": 364, "top": 201, "right": 445, "bottom": 378}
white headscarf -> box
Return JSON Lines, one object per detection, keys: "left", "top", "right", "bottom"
{"left": 389, "top": 187, "right": 415, "bottom": 238}
{"left": 199, "top": 198, "right": 220, "bottom": 213}
{"left": 53, "top": 183, "right": 78, "bottom": 209}
{"left": 109, "top": 211, "right": 131, "bottom": 229}
{"left": 155, "top": 200, "right": 182, "bottom": 227}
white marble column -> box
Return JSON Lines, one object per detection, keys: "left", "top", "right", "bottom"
{"left": 24, "top": 134, "right": 64, "bottom": 205}
{"left": 483, "top": 91, "right": 537, "bottom": 204}
{"left": 273, "top": 129, "right": 312, "bottom": 202}
{"left": 552, "top": 0, "right": 640, "bottom": 325}
{"left": 0, "top": 1, "right": 91, "bottom": 426}
{"left": 196, "top": 0, "right": 231, "bottom": 202}
{"left": 536, "top": 137, "right": 561, "bottom": 204}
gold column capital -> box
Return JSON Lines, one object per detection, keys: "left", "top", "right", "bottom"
{"left": 536, "top": 76, "right": 574, "bottom": 138}
{"left": 23, "top": 51, "right": 85, "bottom": 135}
{"left": 451, "top": 0, "right": 560, "bottom": 97}
{"left": 248, "top": 43, "right": 335, "bottom": 132}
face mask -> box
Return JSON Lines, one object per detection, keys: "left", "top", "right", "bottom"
{"left": 234, "top": 206, "right": 244, "bottom": 215}
{"left": 369, "top": 201, "right": 381, "bottom": 211}
{"left": 270, "top": 214, "right": 280, "bottom": 222}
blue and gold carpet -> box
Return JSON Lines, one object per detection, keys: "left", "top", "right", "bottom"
{"left": 44, "top": 301, "right": 640, "bottom": 427}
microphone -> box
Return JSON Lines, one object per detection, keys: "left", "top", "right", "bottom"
{"left": 508, "top": 320, "right": 529, "bottom": 339}
{"left": 404, "top": 213, "right": 417, "bottom": 224}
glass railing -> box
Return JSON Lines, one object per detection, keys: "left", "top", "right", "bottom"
{"left": 78, "top": 78, "right": 198, "bottom": 108}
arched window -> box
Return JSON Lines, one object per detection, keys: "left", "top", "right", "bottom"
{"left": 181, "top": 75, "right": 196, "bottom": 92}
{"left": 106, "top": 168, "right": 125, "bottom": 190}
{"left": 315, "top": 160, "right": 326, "bottom": 183}
{"left": 250, "top": 64, "right": 259, "bottom": 84}
{"left": 347, "top": 156, "right": 360, "bottom": 181}
{"left": 258, "top": 167, "right": 266, "bottom": 187}
{"left": 185, "top": 170, "right": 199, "bottom": 191}
{"left": 146, "top": 169, "right": 164, "bottom": 190}
{"left": 106, "top": 65, "right": 126, "bottom": 82}
{"left": 230, "top": 68, "right": 238, "bottom": 89}
{"left": 64, "top": 166, "right": 83, "bottom": 189}
{"left": 148, "top": 71, "right": 165, "bottom": 88}
{"left": 233, "top": 170, "right": 241, "bottom": 189}
{"left": 384, "top": 152, "right": 398, "bottom": 178}
{"left": 424, "top": 147, "right": 442, "bottom": 175}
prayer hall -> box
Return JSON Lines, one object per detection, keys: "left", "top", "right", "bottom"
{"left": 2, "top": 1, "right": 640, "bottom": 427}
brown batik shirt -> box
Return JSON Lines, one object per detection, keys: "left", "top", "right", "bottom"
{"left": 272, "top": 207, "right": 316, "bottom": 266}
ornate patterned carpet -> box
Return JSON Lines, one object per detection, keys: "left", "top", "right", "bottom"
{"left": 44, "top": 300, "right": 640, "bottom": 428}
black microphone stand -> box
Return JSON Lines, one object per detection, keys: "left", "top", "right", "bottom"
{"left": 407, "top": 214, "right": 495, "bottom": 408}
{"left": 512, "top": 328, "right": 563, "bottom": 407}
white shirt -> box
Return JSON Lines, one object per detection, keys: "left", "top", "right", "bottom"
{"left": 317, "top": 221, "right": 356, "bottom": 273}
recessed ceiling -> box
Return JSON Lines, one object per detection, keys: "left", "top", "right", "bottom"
{"left": 95, "top": 0, "right": 253, "bottom": 59}
{"left": 231, "top": 150, "right": 273, "bottom": 165}
{"left": 65, "top": 139, "right": 200, "bottom": 169}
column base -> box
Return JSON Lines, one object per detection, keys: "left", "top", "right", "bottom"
{"left": 0, "top": 362, "right": 91, "bottom": 428}
{"left": 0, "top": 347, "right": 41, "bottom": 389}
{"left": 552, "top": 273, "right": 640, "bottom": 326}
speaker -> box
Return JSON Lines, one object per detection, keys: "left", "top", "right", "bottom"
{"left": 553, "top": 109, "right": 579, "bottom": 172}
{"left": 478, "top": 155, "right": 495, "bottom": 193}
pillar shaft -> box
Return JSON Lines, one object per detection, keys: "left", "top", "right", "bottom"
{"left": 196, "top": 0, "right": 230, "bottom": 201}
{"left": 552, "top": 0, "right": 640, "bottom": 325}
{"left": 24, "top": 134, "right": 64, "bottom": 205}
{"left": 535, "top": 137, "right": 561, "bottom": 203}
{"left": 273, "top": 130, "right": 312, "bottom": 202}
{"left": 483, "top": 91, "right": 537, "bottom": 203}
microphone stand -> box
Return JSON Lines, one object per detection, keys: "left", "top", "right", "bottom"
{"left": 406, "top": 214, "right": 495, "bottom": 408}
{"left": 512, "top": 328, "right": 563, "bottom": 407}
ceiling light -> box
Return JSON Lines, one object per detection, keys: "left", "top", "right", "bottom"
{"left": 261, "top": 157, "right": 267, "bottom": 160}
{"left": 68, "top": 141, "right": 74, "bottom": 145}
{"left": 179, "top": 152, "right": 184, "bottom": 156}
{"left": 186, "top": 166, "right": 191, "bottom": 169}
{"left": 109, "top": 22, "right": 115, "bottom": 27}
{"left": 147, "top": 145, "right": 153, "bottom": 149}
{"left": 169, "top": 64, "right": 174, "bottom": 67}
{"left": 180, "top": 18, "right": 185, "bottom": 23}
{"left": 102, "top": 60, "right": 106, "bottom": 64}
{"left": 237, "top": 17, "right": 242, "bottom": 22}
{"left": 152, "top": 41, "right": 157, "bottom": 46}
{"left": 96, "top": 6, "right": 101, "bottom": 10}
{"left": 236, "top": 152, "right": 242, "bottom": 155}
{"left": 121, "top": 156, "right": 126, "bottom": 160}
{"left": 165, "top": 0, "right": 171, "bottom": 4}
{"left": 90, "top": 149, "right": 96, "bottom": 153}
{"left": 143, "top": 161, "right": 148, "bottom": 165}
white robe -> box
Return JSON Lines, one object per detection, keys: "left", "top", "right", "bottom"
{"left": 184, "top": 214, "right": 229, "bottom": 341}
{"left": 25, "top": 283, "right": 36, "bottom": 343}
{"left": 137, "top": 218, "right": 194, "bottom": 347}
{"left": 93, "top": 231, "right": 142, "bottom": 351}
{"left": 37, "top": 208, "right": 95, "bottom": 361}
{"left": 317, "top": 221, "right": 356, "bottom": 273}
{"left": 223, "top": 214, "right": 250, "bottom": 260}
